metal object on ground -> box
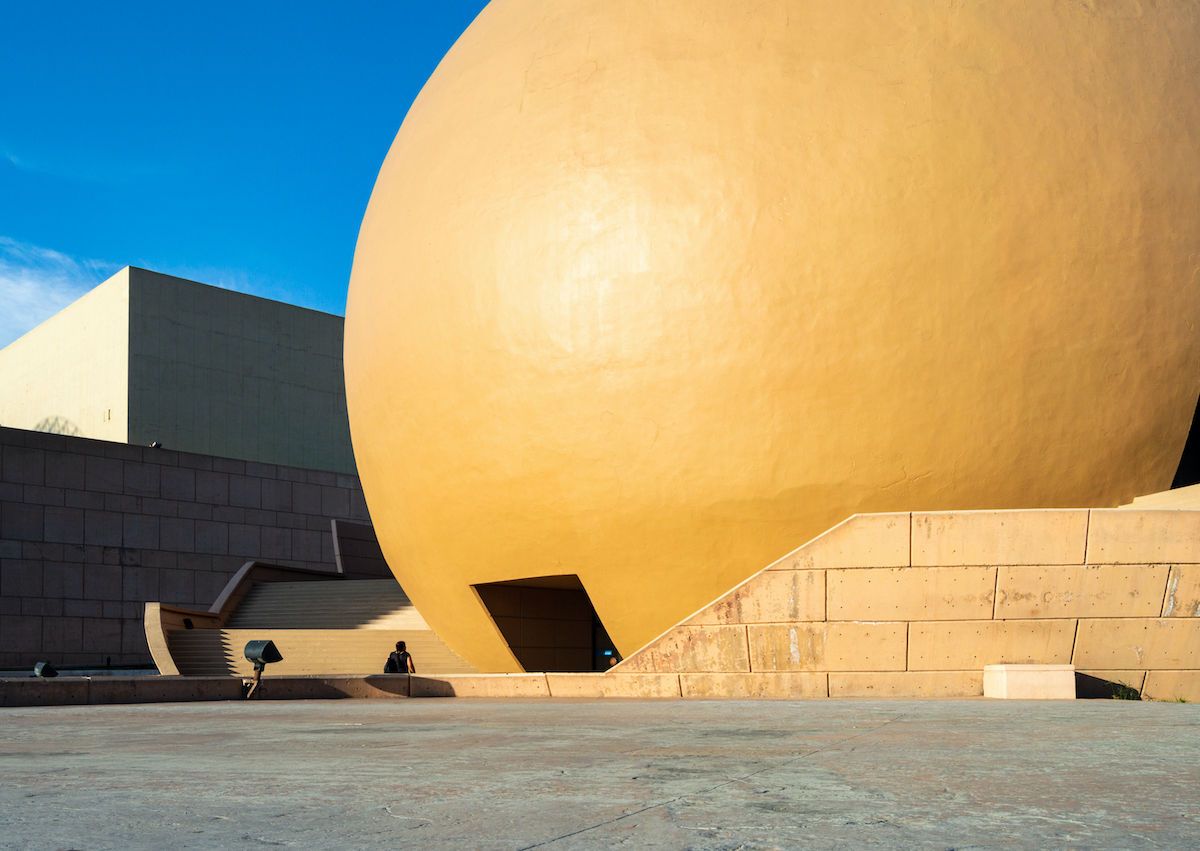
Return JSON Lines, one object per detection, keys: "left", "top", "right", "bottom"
{"left": 243, "top": 640, "right": 283, "bottom": 699}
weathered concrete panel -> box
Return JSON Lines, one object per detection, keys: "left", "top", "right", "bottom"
{"left": 748, "top": 623, "right": 906, "bottom": 672}
{"left": 409, "top": 674, "right": 550, "bottom": 698}
{"left": 996, "top": 564, "right": 1169, "bottom": 619}
{"left": 1073, "top": 619, "right": 1200, "bottom": 669}
{"left": 0, "top": 677, "right": 91, "bottom": 707}
{"left": 908, "top": 620, "right": 1076, "bottom": 670}
{"left": 546, "top": 673, "right": 681, "bottom": 698}
{"left": 621, "top": 625, "right": 750, "bottom": 673}
{"left": 1162, "top": 565, "right": 1200, "bottom": 618}
{"left": 912, "top": 511, "right": 1087, "bottom": 566}
{"left": 1086, "top": 510, "right": 1200, "bottom": 564}
{"left": 253, "top": 676, "right": 411, "bottom": 700}
{"left": 827, "top": 566, "right": 995, "bottom": 621}
{"left": 680, "top": 672, "right": 828, "bottom": 698}
{"left": 828, "top": 671, "right": 983, "bottom": 698}
{"left": 774, "top": 513, "right": 909, "bottom": 570}
{"left": 689, "top": 569, "right": 824, "bottom": 625}
{"left": 1142, "top": 670, "right": 1200, "bottom": 702}
{"left": 88, "top": 676, "right": 244, "bottom": 704}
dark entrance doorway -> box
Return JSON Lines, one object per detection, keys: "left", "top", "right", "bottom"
{"left": 473, "top": 575, "right": 618, "bottom": 672}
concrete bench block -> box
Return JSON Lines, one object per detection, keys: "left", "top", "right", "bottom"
{"left": 829, "top": 671, "right": 983, "bottom": 698}
{"left": 680, "top": 672, "right": 827, "bottom": 698}
{"left": 983, "top": 664, "right": 1075, "bottom": 699}
{"left": 0, "top": 677, "right": 91, "bottom": 707}
{"left": 89, "top": 676, "right": 243, "bottom": 704}
{"left": 546, "top": 673, "right": 681, "bottom": 698}
{"left": 409, "top": 673, "right": 550, "bottom": 698}
{"left": 252, "top": 675, "right": 410, "bottom": 700}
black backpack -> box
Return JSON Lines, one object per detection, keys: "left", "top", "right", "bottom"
{"left": 384, "top": 650, "right": 412, "bottom": 674}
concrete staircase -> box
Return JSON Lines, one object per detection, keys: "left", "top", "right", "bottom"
{"left": 166, "top": 580, "right": 474, "bottom": 676}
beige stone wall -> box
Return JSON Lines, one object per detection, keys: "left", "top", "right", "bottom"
{"left": 618, "top": 509, "right": 1200, "bottom": 700}
{"left": 0, "top": 269, "right": 129, "bottom": 442}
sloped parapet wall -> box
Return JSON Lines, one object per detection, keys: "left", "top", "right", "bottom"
{"left": 616, "top": 510, "right": 1200, "bottom": 700}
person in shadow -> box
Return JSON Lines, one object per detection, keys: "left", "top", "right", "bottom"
{"left": 384, "top": 640, "right": 416, "bottom": 674}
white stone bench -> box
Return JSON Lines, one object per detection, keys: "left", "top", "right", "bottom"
{"left": 983, "top": 664, "right": 1075, "bottom": 699}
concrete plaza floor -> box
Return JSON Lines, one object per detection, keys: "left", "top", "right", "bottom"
{"left": 0, "top": 698, "right": 1197, "bottom": 849}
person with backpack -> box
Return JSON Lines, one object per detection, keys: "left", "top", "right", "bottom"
{"left": 384, "top": 640, "right": 416, "bottom": 674}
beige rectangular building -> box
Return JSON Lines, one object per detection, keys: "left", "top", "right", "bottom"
{"left": 0, "top": 267, "right": 354, "bottom": 473}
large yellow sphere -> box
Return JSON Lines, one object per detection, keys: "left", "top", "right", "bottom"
{"left": 346, "top": 0, "right": 1200, "bottom": 671}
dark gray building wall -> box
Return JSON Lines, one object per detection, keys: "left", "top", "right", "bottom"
{"left": 0, "top": 426, "right": 370, "bottom": 670}
{"left": 127, "top": 268, "right": 356, "bottom": 474}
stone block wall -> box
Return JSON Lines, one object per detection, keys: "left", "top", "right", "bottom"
{"left": 0, "top": 426, "right": 370, "bottom": 669}
{"left": 618, "top": 509, "right": 1200, "bottom": 701}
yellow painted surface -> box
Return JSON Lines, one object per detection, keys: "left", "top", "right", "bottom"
{"left": 779, "top": 514, "right": 910, "bottom": 571}
{"left": 908, "top": 620, "right": 1076, "bottom": 671}
{"left": 680, "top": 673, "right": 827, "bottom": 699}
{"left": 1086, "top": 511, "right": 1200, "bottom": 565}
{"left": 1162, "top": 566, "right": 1200, "bottom": 619}
{"left": 345, "top": 1, "right": 1200, "bottom": 671}
{"left": 689, "top": 570, "right": 824, "bottom": 625}
{"left": 829, "top": 671, "right": 982, "bottom": 699}
{"left": 827, "top": 566, "right": 995, "bottom": 621}
{"left": 1074, "top": 619, "right": 1200, "bottom": 670}
{"left": 911, "top": 511, "right": 1088, "bottom": 567}
{"left": 620, "top": 625, "right": 749, "bottom": 674}
{"left": 996, "top": 565, "right": 1170, "bottom": 620}
{"left": 1141, "top": 671, "right": 1200, "bottom": 703}
{"left": 747, "top": 623, "right": 906, "bottom": 673}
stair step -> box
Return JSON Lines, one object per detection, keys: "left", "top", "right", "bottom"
{"left": 163, "top": 577, "right": 472, "bottom": 676}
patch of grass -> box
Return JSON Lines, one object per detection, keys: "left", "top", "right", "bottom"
{"left": 1111, "top": 683, "right": 1141, "bottom": 701}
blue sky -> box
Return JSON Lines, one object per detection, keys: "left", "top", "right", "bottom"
{"left": 0, "top": 1, "right": 488, "bottom": 345}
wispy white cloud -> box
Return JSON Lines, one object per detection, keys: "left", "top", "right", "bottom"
{"left": 3, "top": 151, "right": 31, "bottom": 170}
{"left": 0, "top": 236, "right": 118, "bottom": 347}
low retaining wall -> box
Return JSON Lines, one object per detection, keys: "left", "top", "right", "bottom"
{"left": 0, "top": 676, "right": 243, "bottom": 707}
{"left": 614, "top": 509, "right": 1200, "bottom": 701}
{"left": 4, "top": 668, "right": 1198, "bottom": 707}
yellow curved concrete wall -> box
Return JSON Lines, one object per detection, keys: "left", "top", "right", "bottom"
{"left": 619, "top": 509, "right": 1200, "bottom": 701}
{"left": 345, "top": 1, "right": 1200, "bottom": 671}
